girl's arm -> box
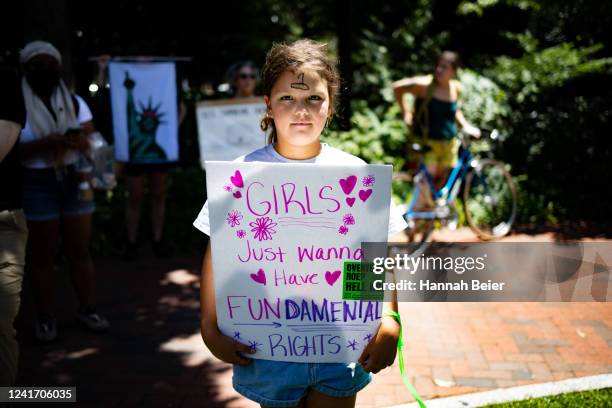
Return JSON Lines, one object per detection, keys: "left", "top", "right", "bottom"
{"left": 200, "top": 241, "right": 255, "bottom": 365}
{"left": 392, "top": 76, "right": 429, "bottom": 125}
{"left": 454, "top": 80, "right": 480, "bottom": 138}
{"left": 455, "top": 109, "right": 481, "bottom": 138}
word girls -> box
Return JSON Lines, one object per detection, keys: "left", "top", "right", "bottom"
{"left": 245, "top": 181, "right": 341, "bottom": 216}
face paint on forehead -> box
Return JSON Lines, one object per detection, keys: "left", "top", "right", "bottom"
{"left": 290, "top": 72, "right": 310, "bottom": 90}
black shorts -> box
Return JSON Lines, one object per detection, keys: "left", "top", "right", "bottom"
{"left": 124, "top": 162, "right": 177, "bottom": 177}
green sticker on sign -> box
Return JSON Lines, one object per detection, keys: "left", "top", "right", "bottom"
{"left": 342, "top": 261, "right": 384, "bottom": 301}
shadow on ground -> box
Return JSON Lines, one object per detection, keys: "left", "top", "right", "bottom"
{"left": 15, "top": 241, "right": 245, "bottom": 407}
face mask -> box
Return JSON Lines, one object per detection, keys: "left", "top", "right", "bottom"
{"left": 26, "top": 70, "right": 60, "bottom": 95}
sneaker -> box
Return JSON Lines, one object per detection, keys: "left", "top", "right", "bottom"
{"left": 152, "top": 240, "right": 173, "bottom": 258}
{"left": 76, "top": 306, "right": 110, "bottom": 333}
{"left": 35, "top": 314, "right": 58, "bottom": 343}
{"left": 122, "top": 241, "right": 139, "bottom": 261}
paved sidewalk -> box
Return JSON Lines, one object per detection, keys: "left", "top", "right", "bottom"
{"left": 14, "top": 233, "right": 612, "bottom": 407}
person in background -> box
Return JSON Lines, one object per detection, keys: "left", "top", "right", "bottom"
{"left": 0, "top": 66, "right": 27, "bottom": 386}
{"left": 18, "top": 41, "right": 109, "bottom": 343}
{"left": 226, "top": 60, "right": 258, "bottom": 98}
{"left": 393, "top": 51, "right": 481, "bottom": 189}
{"left": 88, "top": 56, "right": 189, "bottom": 261}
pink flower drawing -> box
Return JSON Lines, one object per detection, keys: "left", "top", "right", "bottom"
{"left": 249, "top": 217, "right": 278, "bottom": 241}
{"left": 236, "top": 230, "right": 246, "bottom": 239}
{"left": 226, "top": 210, "right": 243, "bottom": 227}
{"left": 338, "top": 225, "right": 349, "bottom": 235}
{"left": 362, "top": 175, "right": 375, "bottom": 187}
{"left": 223, "top": 184, "right": 233, "bottom": 192}
{"left": 342, "top": 214, "right": 355, "bottom": 226}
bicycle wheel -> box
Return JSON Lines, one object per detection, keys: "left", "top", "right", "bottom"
{"left": 463, "top": 159, "right": 517, "bottom": 240}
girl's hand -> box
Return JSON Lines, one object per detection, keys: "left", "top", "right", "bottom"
{"left": 358, "top": 315, "right": 400, "bottom": 373}
{"left": 463, "top": 124, "right": 481, "bottom": 138}
{"left": 202, "top": 325, "right": 255, "bottom": 366}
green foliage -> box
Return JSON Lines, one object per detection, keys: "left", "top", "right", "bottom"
{"left": 484, "top": 31, "right": 612, "bottom": 222}
{"left": 351, "top": 1, "right": 449, "bottom": 108}
{"left": 488, "top": 37, "right": 612, "bottom": 103}
{"left": 457, "top": 69, "right": 509, "bottom": 128}
{"left": 484, "top": 388, "right": 612, "bottom": 407}
{"left": 458, "top": 0, "right": 540, "bottom": 16}
{"left": 324, "top": 103, "right": 406, "bottom": 168}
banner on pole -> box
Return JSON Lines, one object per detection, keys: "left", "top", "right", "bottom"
{"left": 109, "top": 62, "right": 178, "bottom": 163}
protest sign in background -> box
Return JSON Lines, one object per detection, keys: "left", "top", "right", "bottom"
{"left": 196, "top": 98, "right": 266, "bottom": 167}
{"left": 109, "top": 61, "right": 178, "bottom": 163}
{"left": 206, "top": 162, "right": 392, "bottom": 362}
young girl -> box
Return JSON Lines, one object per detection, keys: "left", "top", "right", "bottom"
{"left": 392, "top": 51, "right": 481, "bottom": 189}
{"left": 194, "top": 39, "right": 407, "bottom": 408}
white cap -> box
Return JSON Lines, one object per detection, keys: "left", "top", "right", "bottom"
{"left": 20, "top": 41, "right": 62, "bottom": 65}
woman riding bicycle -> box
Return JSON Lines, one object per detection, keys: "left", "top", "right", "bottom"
{"left": 393, "top": 51, "right": 481, "bottom": 190}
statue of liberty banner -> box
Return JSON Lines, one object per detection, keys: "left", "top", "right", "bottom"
{"left": 108, "top": 61, "right": 179, "bottom": 163}
{"left": 123, "top": 71, "right": 167, "bottom": 161}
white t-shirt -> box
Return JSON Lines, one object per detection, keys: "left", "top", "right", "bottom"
{"left": 193, "top": 143, "right": 408, "bottom": 238}
{"left": 20, "top": 94, "right": 93, "bottom": 169}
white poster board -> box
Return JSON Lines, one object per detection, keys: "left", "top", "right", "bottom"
{"left": 206, "top": 161, "right": 391, "bottom": 363}
{"left": 196, "top": 98, "right": 266, "bottom": 167}
{"left": 108, "top": 62, "right": 178, "bottom": 163}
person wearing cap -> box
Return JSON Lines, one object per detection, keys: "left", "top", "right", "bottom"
{"left": 19, "top": 41, "right": 110, "bottom": 342}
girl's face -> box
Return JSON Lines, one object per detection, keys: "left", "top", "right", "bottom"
{"left": 434, "top": 58, "right": 456, "bottom": 83}
{"left": 265, "top": 69, "right": 330, "bottom": 150}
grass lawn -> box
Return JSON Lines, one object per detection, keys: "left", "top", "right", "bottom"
{"left": 484, "top": 388, "right": 612, "bottom": 407}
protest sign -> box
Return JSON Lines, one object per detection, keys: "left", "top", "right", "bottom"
{"left": 196, "top": 98, "right": 266, "bottom": 167}
{"left": 206, "top": 161, "right": 392, "bottom": 362}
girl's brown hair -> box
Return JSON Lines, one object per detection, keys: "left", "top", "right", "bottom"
{"left": 260, "top": 39, "right": 340, "bottom": 144}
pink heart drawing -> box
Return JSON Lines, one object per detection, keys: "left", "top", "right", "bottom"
{"left": 325, "top": 270, "right": 342, "bottom": 286}
{"left": 233, "top": 190, "right": 242, "bottom": 199}
{"left": 346, "top": 197, "right": 355, "bottom": 207}
{"left": 250, "top": 269, "right": 266, "bottom": 285}
{"left": 339, "top": 175, "right": 357, "bottom": 195}
{"left": 358, "top": 189, "right": 373, "bottom": 202}
{"left": 230, "top": 170, "right": 244, "bottom": 188}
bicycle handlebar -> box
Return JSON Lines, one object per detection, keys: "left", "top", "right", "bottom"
{"left": 408, "top": 129, "right": 501, "bottom": 154}
{"left": 458, "top": 128, "right": 500, "bottom": 144}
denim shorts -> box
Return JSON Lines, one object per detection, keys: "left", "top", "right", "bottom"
{"left": 233, "top": 359, "right": 372, "bottom": 407}
{"left": 22, "top": 166, "right": 95, "bottom": 221}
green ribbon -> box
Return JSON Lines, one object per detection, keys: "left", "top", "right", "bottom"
{"left": 383, "top": 310, "right": 427, "bottom": 408}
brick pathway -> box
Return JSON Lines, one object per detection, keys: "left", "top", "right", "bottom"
{"left": 356, "top": 302, "right": 612, "bottom": 407}
{"left": 14, "top": 231, "right": 612, "bottom": 407}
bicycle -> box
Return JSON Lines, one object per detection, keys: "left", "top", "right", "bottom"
{"left": 400, "top": 130, "right": 517, "bottom": 255}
